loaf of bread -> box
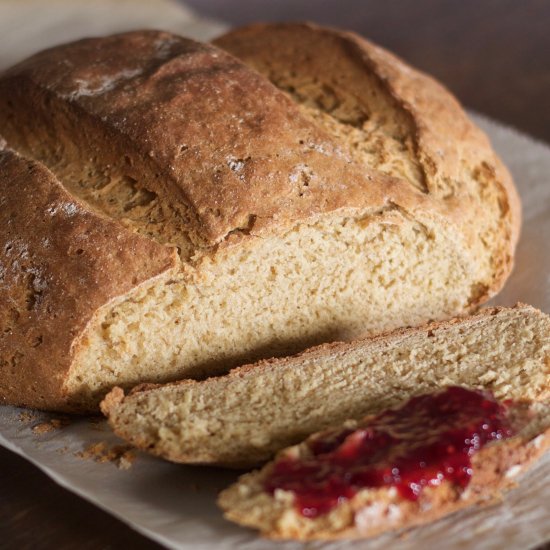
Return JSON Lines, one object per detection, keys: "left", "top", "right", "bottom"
{"left": 0, "top": 23, "right": 519, "bottom": 411}
{"left": 218, "top": 388, "right": 550, "bottom": 540}
{"left": 101, "top": 304, "right": 550, "bottom": 467}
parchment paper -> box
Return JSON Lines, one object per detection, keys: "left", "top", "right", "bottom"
{"left": 1, "top": 2, "right": 549, "bottom": 548}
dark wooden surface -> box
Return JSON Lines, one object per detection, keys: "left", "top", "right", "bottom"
{"left": 1, "top": 1, "right": 549, "bottom": 549}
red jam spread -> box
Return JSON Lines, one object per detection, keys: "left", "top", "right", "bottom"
{"left": 264, "top": 386, "right": 515, "bottom": 518}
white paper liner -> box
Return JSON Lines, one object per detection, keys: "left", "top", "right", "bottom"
{"left": 1, "top": 3, "right": 549, "bottom": 548}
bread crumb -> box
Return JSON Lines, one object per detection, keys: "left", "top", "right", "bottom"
{"left": 19, "top": 410, "right": 39, "bottom": 423}
{"left": 75, "top": 442, "right": 136, "bottom": 469}
{"left": 77, "top": 441, "right": 107, "bottom": 458}
{"left": 118, "top": 449, "right": 136, "bottom": 470}
{"left": 32, "top": 423, "right": 55, "bottom": 434}
{"left": 32, "top": 417, "right": 70, "bottom": 434}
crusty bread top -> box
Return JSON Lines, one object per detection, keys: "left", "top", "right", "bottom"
{"left": 1, "top": 25, "right": 518, "bottom": 281}
{"left": 215, "top": 22, "right": 521, "bottom": 300}
{"left": 0, "top": 29, "right": 426, "bottom": 249}
{"left": 0, "top": 148, "right": 177, "bottom": 409}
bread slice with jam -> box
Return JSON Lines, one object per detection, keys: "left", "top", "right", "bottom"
{"left": 218, "top": 386, "right": 550, "bottom": 540}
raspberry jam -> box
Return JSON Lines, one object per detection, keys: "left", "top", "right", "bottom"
{"left": 264, "top": 386, "right": 515, "bottom": 518}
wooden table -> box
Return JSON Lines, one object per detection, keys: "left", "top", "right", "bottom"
{"left": 1, "top": 1, "right": 549, "bottom": 548}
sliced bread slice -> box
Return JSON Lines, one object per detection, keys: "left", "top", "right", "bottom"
{"left": 101, "top": 304, "right": 550, "bottom": 467}
{"left": 218, "top": 388, "right": 550, "bottom": 540}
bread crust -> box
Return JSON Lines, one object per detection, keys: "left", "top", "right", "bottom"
{"left": 0, "top": 26, "right": 520, "bottom": 410}
{"left": 0, "top": 29, "right": 426, "bottom": 246}
{"left": 0, "top": 149, "right": 177, "bottom": 410}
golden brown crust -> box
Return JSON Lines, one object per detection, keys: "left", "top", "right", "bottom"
{"left": 0, "top": 29, "right": 428, "bottom": 247}
{"left": 0, "top": 149, "right": 177, "bottom": 411}
{"left": 1, "top": 27, "right": 518, "bottom": 259}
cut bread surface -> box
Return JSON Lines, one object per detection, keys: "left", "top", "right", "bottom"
{"left": 0, "top": 24, "right": 519, "bottom": 411}
{"left": 217, "top": 396, "right": 550, "bottom": 540}
{"left": 102, "top": 304, "right": 550, "bottom": 467}
{"left": 68, "top": 208, "right": 472, "bottom": 408}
